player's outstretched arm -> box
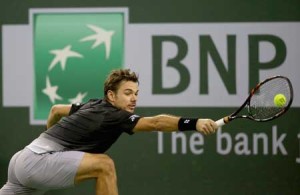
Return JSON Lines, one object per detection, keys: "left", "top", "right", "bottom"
{"left": 46, "top": 104, "right": 72, "bottom": 129}
{"left": 132, "top": 115, "right": 217, "bottom": 135}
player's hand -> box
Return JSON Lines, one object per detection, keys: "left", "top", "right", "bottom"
{"left": 196, "top": 119, "right": 218, "bottom": 135}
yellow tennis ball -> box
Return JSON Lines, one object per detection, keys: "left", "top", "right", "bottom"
{"left": 274, "top": 94, "right": 286, "bottom": 107}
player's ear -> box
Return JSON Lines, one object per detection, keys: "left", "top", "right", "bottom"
{"left": 107, "top": 90, "right": 116, "bottom": 102}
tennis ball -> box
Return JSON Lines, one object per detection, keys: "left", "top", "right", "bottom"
{"left": 274, "top": 94, "right": 286, "bottom": 107}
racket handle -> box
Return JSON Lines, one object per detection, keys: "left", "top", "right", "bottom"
{"left": 215, "top": 118, "right": 226, "bottom": 127}
{"left": 215, "top": 116, "right": 229, "bottom": 127}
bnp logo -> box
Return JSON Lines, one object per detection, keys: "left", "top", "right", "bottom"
{"left": 31, "top": 9, "right": 126, "bottom": 122}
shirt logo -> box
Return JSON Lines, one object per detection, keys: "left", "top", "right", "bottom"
{"left": 129, "top": 115, "right": 139, "bottom": 122}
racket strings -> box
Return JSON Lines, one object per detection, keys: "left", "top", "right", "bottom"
{"left": 249, "top": 77, "right": 292, "bottom": 120}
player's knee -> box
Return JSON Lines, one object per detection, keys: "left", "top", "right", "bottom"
{"left": 94, "top": 154, "right": 116, "bottom": 176}
{"left": 102, "top": 156, "right": 116, "bottom": 174}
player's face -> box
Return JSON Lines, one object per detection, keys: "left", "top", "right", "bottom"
{"left": 110, "top": 81, "right": 139, "bottom": 113}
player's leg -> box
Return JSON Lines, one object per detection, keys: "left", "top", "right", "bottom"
{"left": 1, "top": 149, "right": 117, "bottom": 194}
{"left": 74, "top": 153, "right": 118, "bottom": 195}
{"left": 0, "top": 150, "right": 44, "bottom": 195}
{"left": 13, "top": 148, "right": 84, "bottom": 191}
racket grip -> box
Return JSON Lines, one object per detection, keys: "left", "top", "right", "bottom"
{"left": 215, "top": 118, "right": 226, "bottom": 127}
{"left": 215, "top": 116, "right": 230, "bottom": 127}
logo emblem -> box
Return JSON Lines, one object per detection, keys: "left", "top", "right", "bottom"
{"left": 32, "top": 10, "right": 126, "bottom": 123}
{"left": 129, "top": 115, "right": 140, "bottom": 122}
{"left": 184, "top": 119, "right": 190, "bottom": 124}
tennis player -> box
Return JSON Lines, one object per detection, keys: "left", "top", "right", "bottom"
{"left": 0, "top": 69, "right": 217, "bottom": 195}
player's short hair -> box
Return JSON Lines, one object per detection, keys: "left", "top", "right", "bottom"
{"left": 104, "top": 69, "right": 139, "bottom": 99}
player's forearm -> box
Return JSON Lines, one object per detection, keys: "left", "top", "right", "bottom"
{"left": 46, "top": 104, "right": 71, "bottom": 129}
{"left": 133, "top": 114, "right": 180, "bottom": 132}
{"left": 153, "top": 114, "right": 180, "bottom": 132}
{"left": 47, "top": 107, "right": 62, "bottom": 129}
{"left": 133, "top": 114, "right": 217, "bottom": 134}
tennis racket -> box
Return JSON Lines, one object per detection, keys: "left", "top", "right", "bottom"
{"left": 215, "top": 75, "right": 293, "bottom": 127}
